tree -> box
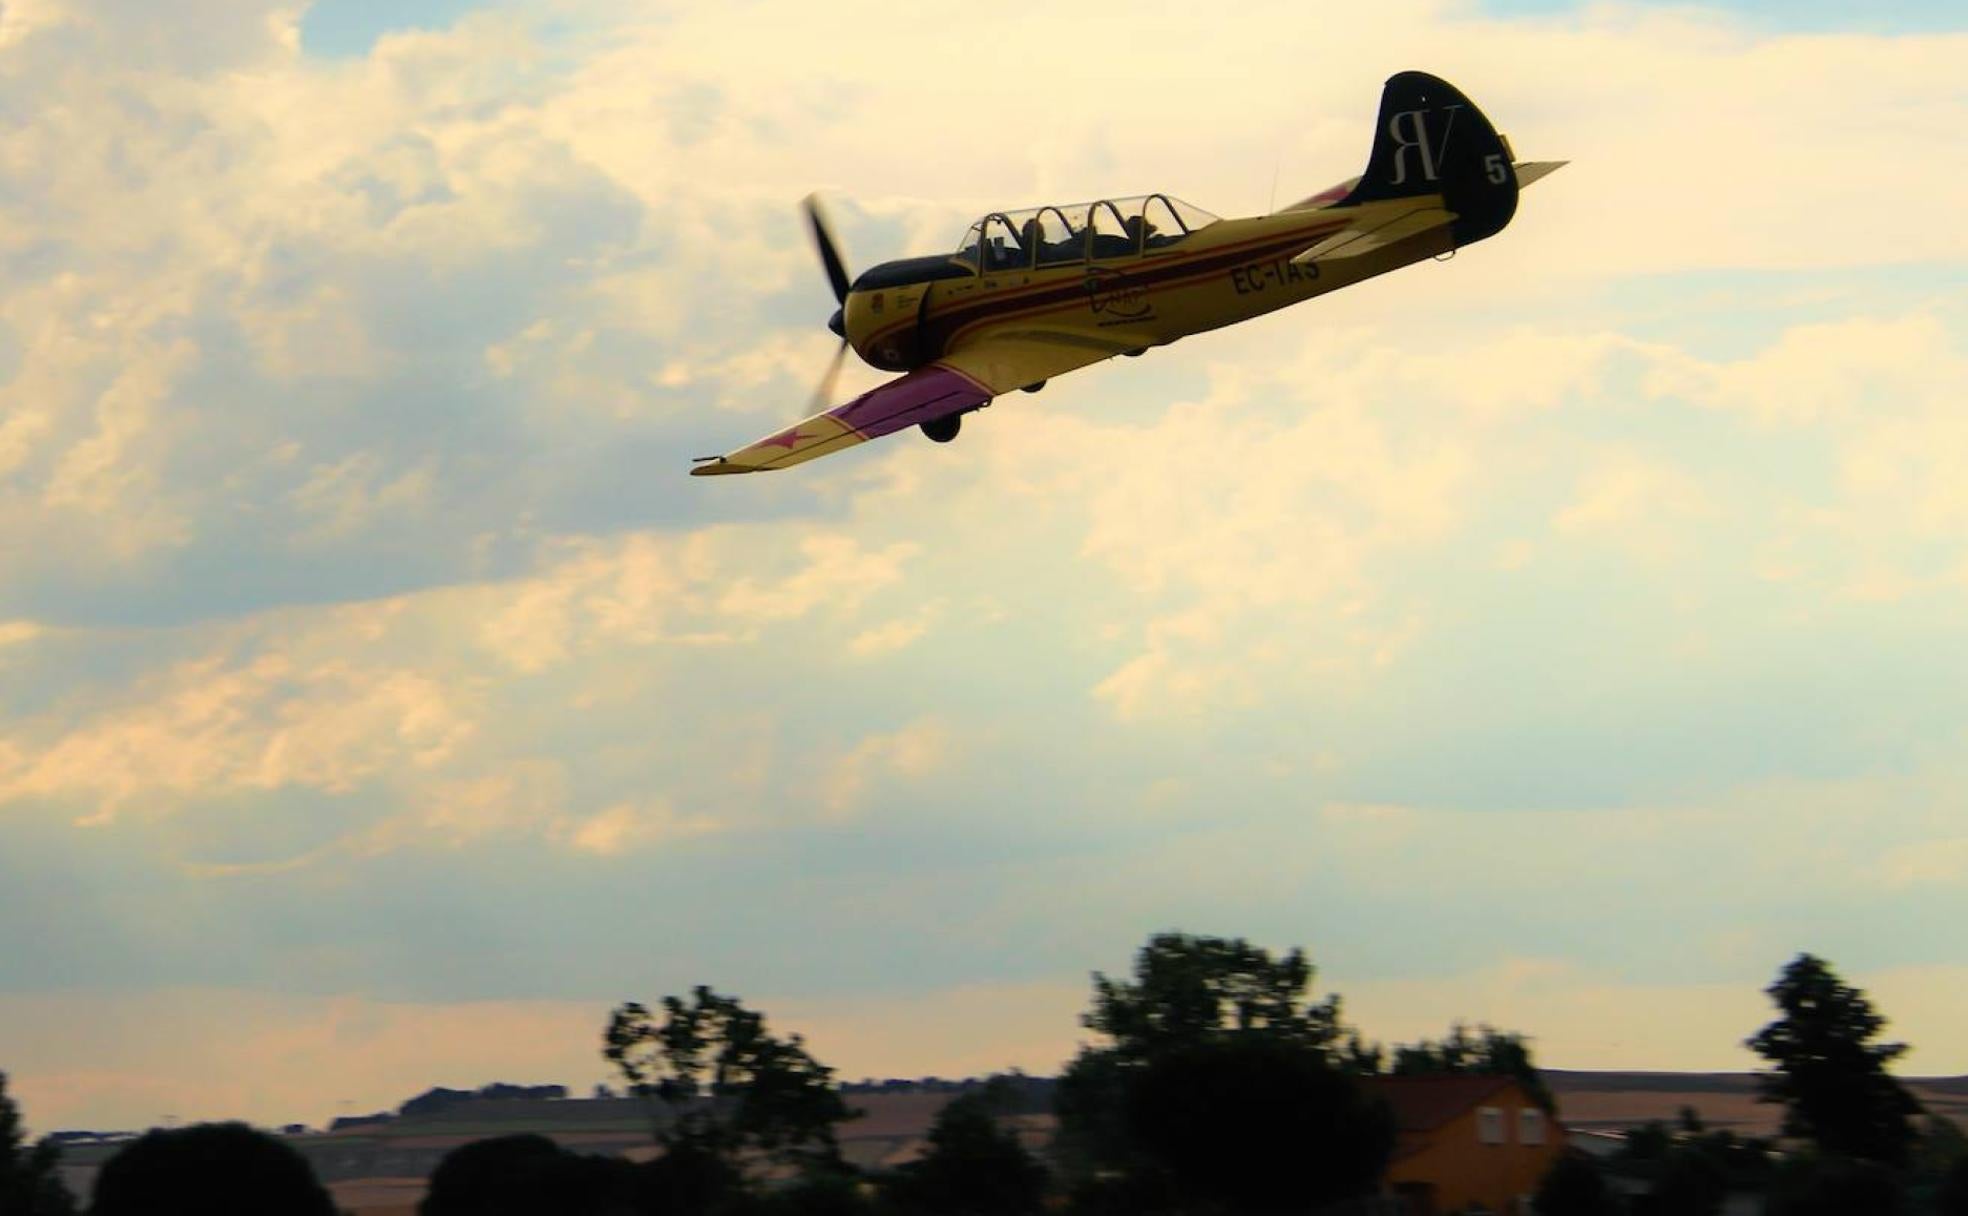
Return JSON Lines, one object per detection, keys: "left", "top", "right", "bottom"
{"left": 1744, "top": 954, "right": 1922, "bottom": 1165}
{"left": 1532, "top": 1152, "right": 1619, "bottom": 1216}
{"left": 883, "top": 1085, "right": 1047, "bottom": 1216}
{"left": 603, "top": 986, "right": 857, "bottom": 1171}
{"left": 1938, "top": 1155, "right": 1968, "bottom": 1216}
{"left": 420, "top": 1133, "right": 636, "bottom": 1216}
{"left": 1390, "top": 1022, "right": 1554, "bottom": 1112}
{"left": 89, "top": 1122, "right": 337, "bottom": 1216}
{"left": 1082, "top": 932, "right": 1349, "bottom": 1063}
{"left": 1649, "top": 1147, "right": 1725, "bottom": 1216}
{"left": 1620, "top": 1120, "right": 1673, "bottom": 1163}
{"left": 1763, "top": 1153, "right": 1903, "bottom": 1216}
{"left": 0, "top": 1072, "right": 77, "bottom": 1216}
{"left": 1055, "top": 932, "right": 1361, "bottom": 1180}
{"left": 1055, "top": 933, "right": 1392, "bottom": 1211}
{"left": 1121, "top": 1036, "right": 1393, "bottom": 1215}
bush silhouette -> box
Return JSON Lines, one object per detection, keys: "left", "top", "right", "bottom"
{"left": 420, "top": 1133, "right": 636, "bottom": 1216}
{"left": 1533, "top": 1151, "right": 1618, "bottom": 1216}
{"left": 883, "top": 1090, "right": 1046, "bottom": 1215}
{"left": 1763, "top": 1153, "right": 1903, "bottom": 1216}
{"left": 88, "top": 1122, "right": 336, "bottom": 1216}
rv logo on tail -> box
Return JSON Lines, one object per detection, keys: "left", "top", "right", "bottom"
{"left": 1385, "top": 104, "right": 1463, "bottom": 186}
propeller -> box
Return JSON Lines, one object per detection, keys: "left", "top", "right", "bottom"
{"left": 805, "top": 194, "right": 851, "bottom": 307}
{"left": 803, "top": 194, "right": 851, "bottom": 410}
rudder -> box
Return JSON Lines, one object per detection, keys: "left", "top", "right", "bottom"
{"left": 1342, "top": 71, "right": 1518, "bottom": 246}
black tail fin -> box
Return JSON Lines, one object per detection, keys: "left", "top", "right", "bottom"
{"left": 1342, "top": 71, "right": 1518, "bottom": 246}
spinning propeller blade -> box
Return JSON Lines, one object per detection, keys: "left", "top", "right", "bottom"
{"left": 803, "top": 194, "right": 851, "bottom": 305}
{"left": 808, "top": 337, "right": 848, "bottom": 415}
{"left": 799, "top": 194, "right": 854, "bottom": 411}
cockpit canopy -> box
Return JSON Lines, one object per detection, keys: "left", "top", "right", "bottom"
{"left": 956, "top": 194, "right": 1219, "bottom": 272}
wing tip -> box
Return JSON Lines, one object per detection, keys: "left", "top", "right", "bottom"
{"left": 690, "top": 458, "right": 753, "bottom": 477}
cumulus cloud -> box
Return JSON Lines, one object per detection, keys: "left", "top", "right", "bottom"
{"left": 0, "top": 653, "right": 475, "bottom": 824}
{"left": 820, "top": 718, "right": 953, "bottom": 818}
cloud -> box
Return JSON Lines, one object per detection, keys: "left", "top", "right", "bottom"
{"left": 556, "top": 799, "right": 723, "bottom": 856}
{"left": 0, "top": 652, "right": 475, "bottom": 825}
{"left": 848, "top": 602, "right": 940, "bottom": 657}
{"left": 1552, "top": 449, "right": 1713, "bottom": 559}
{"left": 820, "top": 719, "right": 953, "bottom": 818}
{"left": 1873, "top": 838, "right": 1968, "bottom": 889}
{"left": 0, "top": 520, "right": 934, "bottom": 851}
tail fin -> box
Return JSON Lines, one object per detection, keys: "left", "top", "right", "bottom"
{"left": 1342, "top": 71, "right": 1518, "bottom": 246}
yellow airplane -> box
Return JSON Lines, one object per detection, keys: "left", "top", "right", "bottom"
{"left": 691, "top": 70, "right": 1562, "bottom": 476}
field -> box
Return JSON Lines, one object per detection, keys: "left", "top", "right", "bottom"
{"left": 55, "top": 1073, "right": 1968, "bottom": 1215}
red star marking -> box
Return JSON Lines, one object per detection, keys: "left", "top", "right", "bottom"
{"left": 759, "top": 428, "right": 809, "bottom": 451}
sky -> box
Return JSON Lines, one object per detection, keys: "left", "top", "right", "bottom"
{"left": 0, "top": 0, "right": 1965, "bottom": 1133}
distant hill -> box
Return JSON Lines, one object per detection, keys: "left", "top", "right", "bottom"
{"left": 1544, "top": 1071, "right": 1968, "bottom": 1135}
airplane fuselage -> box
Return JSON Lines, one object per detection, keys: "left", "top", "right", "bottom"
{"left": 840, "top": 205, "right": 1456, "bottom": 383}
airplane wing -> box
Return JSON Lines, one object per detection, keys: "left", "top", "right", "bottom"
{"left": 935, "top": 327, "right": 1143, "bottom": 396}
{"left": 689, "top": 363, "right": 994, "bottom": 475}
{"left": 690, "top": 330, "right": 1131, "bottom": 476}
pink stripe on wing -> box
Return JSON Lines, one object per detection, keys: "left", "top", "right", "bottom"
{"left": 828, "top": 364, "right": 991, "bottom": 441}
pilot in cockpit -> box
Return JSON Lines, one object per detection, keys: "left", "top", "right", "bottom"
{"left": 984, "top": 224, "right": 1026, "bottom": 272}
{"left": 1123, "top": 215, "right": 1166, "bottom": 250}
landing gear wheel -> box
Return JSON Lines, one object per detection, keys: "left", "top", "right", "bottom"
{"left": 921, "top": 414, "right": 962, "bottom": 443}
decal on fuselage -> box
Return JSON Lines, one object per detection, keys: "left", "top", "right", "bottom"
{"left": 1230, "top": 257, "right": 1319, "bottom": 296}
{"left": 1084, "top": 266, "right": 1154, "bottom": 323}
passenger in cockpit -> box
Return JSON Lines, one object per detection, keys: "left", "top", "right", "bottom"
{"left": 1020, "top": 218, "right": 1043, "bottom": 267}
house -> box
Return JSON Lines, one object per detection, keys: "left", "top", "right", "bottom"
{"left": 1365, "top": 1075, "right": 1565, "bottom": 1216}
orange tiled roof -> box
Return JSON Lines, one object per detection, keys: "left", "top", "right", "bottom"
{"left": 1363, "top": 1075, "right": 1518, "bottom": 1132}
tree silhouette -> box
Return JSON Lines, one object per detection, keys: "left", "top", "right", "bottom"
{"left": 1763, "top": 1153, "right": 1903, "bottom": 1216}
{"left": 883, "top": 1085, "right": 1047, "bottom": 1216}
{"left": 1082, "top": 932, "right": 1348, "bottom": 1063}
{"left": 1055, "top": 934, "right": 1392, "bottom": 1210}
{"left": 1122, "top": 1036, "right": 1393, "bottom": 1215}
{"left": 603, "top": 986, "right": 856, "bottom": 1172}
{"left": 1649, "top": 1146, "right": 1726, "bottom": 1216}
{"left": 420, "top": 1133, "right": 636, "bottom": 1216}
{"left": 89, "top": 1122, "right": 336, "bottom": 1216}
{"left": 1745, "top": 953, "right": 1921, "bottom": 1165}
{"left": 1938, "top": 1155, "right": 1968, "bottom": 1216}
{"left": 1057, "top": 932, "right": 1362, "bottom": 1178}
{"left": 1390, "top": 1022, "right": 1554, "bottom": 1112}
{"left": 1532, "top": 1151, "right": 1618, "bottom": 1216}
{"left": 0, "top": 1071, "right": 77, "bottom": 1216}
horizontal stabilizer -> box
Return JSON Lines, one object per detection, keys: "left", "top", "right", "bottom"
{"left": 1291, "top": 202, "right": 1454, "bottom": 264}
{"left": 1513, "top": 160, "right": 1568, "bottom": 189}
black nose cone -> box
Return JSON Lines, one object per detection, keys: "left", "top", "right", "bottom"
{"left": 827, "top": 308, "right": 845, "bottom": 338}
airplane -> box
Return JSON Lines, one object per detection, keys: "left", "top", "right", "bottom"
{"left": 690, "top": 70, "right": 1563, "bottom": 476}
